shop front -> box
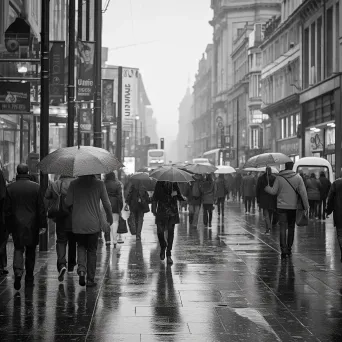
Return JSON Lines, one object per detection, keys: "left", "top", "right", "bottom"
{"left": 277, "top": 138, "right": 300, "bottom": 162}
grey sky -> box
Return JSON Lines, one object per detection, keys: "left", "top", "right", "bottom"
{"left": 102, "top": 0, "right": 212, "bottom": 145}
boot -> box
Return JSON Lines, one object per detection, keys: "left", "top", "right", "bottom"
{"left": 167, "top": 256, "right": 173, "bottom": 265}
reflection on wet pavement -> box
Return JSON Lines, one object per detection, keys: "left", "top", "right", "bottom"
{"left": 1, "top": 202, "right": 342, "bottom": 341}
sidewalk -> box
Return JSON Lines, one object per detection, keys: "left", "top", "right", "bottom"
{"left": 0, "top": 201, "right": 342, "bottom": 341}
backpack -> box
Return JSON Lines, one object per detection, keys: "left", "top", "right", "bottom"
{"left": 192, "top": 182, "right": 201, "bottom": 198}
{"left": 47, "top": 181, "right": 70, "bottom": 220}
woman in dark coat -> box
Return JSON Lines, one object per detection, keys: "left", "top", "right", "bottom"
{"left": 152, "top": 181, "right": 184, "bottom": 265}
{"left": 256, "top": 167, "right": 277, "bottom": 234}
{"left": 305, "top": 173, "right": 321, "bottom": 218}
{"left": 0, "top": 169, "right": 8, "bottom": 275}
{"left": 104, "top": 172, "right": 123, "bottom": 248}
{"left": 318, "top": 171, "right": 331, "bottom": 220}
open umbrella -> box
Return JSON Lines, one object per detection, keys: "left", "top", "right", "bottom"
{"left": 150, "top": 166, "right": 194, "bottom": 183}
{"left": 38, "top": 146, "right": 123, "bottom": 177}
{"left": 185, "top": 163, "right": 217, "bottom": 174}
{"left": 243, "top": 153, "right": 292, "bottom": 168}
{"left": 130, "top": 172, "right": 156, "bottom": 191}
{"left": 214, "top": 165, "right": 236, "bottom": 174}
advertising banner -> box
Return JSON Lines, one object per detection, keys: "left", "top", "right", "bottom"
{"left": 79, "top": 108, "right": 92, "bottom": 132}
{"left": 121, "top": 67, "right": 139, "bottom": 123}
{"left": 76, "top": 41, "right": 95, "bottom": 101}
{"left": 0, "top": 81, "right": 30, "bottom": 113}
{"left": 49, "top": 41, "right": 65, "bottom": 104}
{"left": 102, "top": 79, "right": 115, "bottom": 123}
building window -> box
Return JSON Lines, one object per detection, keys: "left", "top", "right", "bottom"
{"left": 303, "top": 28, "right": 309, "bottom": 88}
{"left": 327, "top": 6, "right": 333, "bottom": 77}
{"left": 317, "top": 17, "right": 322, "bottom": 83}
{"left": 310, "top": 22, "right": 316, "bottom": 84}
{"left": 251, "top": 128, "right": 259, "bottom": 149}
{"left": 256, "top": 53, "right": 261, "bottom": 67}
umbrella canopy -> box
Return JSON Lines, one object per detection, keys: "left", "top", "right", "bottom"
{"left": 214, "top": 165, "right": 236, "bottom": 174}
{"left": 185, "top": 163, "right": 217, "bottom": 174}
{"left": 38, "top": 146, "right": 123, "bottom": 177}
{"left": 130, "top": 172, "right": 156, "bottom": 191}
{"left": 137, "top": 167, "right": 152, "bottom": 172}
{"left": 244, "top": 153, "right": 292, "bottom": 168}
{"left": 150, "top": 166, "right": 194, "bottom": 183}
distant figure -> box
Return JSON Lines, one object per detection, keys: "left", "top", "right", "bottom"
{"left": 234, "top": 173, "right": 242, "bottom": 201}
{"left": 200, "top": 174, "right": 215, "bottom": 228}
{"left": 184, "top": 174, "right": 202, "bottom": 228}
{"left": 241, "top": 172, "right": 256, "bottom": 214}
{"left": 318, "top": 172, "right": 331, "bottom": 220}
{"left": 305, "top": 173, "right": 321, "bottom": 219}
{"left": 214, "top": 174, "right": 228, "bottom": 216}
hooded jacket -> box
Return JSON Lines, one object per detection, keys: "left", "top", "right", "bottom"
{"left": 265, "top": 170, "right": 309, "bottom": 210}
{"left": 305, "top": 177, "right": 321, "bottom": 201}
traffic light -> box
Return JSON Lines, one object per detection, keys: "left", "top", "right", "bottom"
{"left": 160, "top": 138, "right": 164, "bottom": 150}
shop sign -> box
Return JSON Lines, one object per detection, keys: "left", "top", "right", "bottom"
{"left": 277, "top": 139, "right": 299, "bottom": 156}
{"left": 310, "top": 130, "right": 324, "bottom": 152}
{"left": 325, "top": 127, "right": 335, "bottom": 152}
{"left": 102, "top": 79, "right": 115, "bottom": 123}
{"left": 0, "top": 81, "right": 30, "bottom": 113}
{"left": 49, "top": 41, "right": 65, "bottom": 104}
{"left": 121, "top": 67, "right": 139, "bottom": 124}
{"left": 79, "top": 108, "right": 92, "bottom": 132}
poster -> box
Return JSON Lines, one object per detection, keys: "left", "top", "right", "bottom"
{"left": 0, "top": 81, "right": 30, "bottom": 113}
{"left": 76, "top": 41, "right": 95, "bottom": 101}
{"left": 121, "top": 67, "right": 139, "bottom": 124}
{"left": 49, "top": 41, "right": 65, "bottom": 104}
{"left": 79, "top": 108, "right": 92, "bottom": 132}
{"left": 102, "top": 79, "right": 115, "bottom": 123}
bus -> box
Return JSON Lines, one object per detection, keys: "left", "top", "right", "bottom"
{"left": 192, "top": 158, "right": 211, "bottom": 165}
{"left": 147, "top": 149, "right": 166, "bottom": 169}
{"left": 203, "top": 148, "right": 232, "bottom": 166}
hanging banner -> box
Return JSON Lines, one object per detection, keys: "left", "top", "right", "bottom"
{"left": 102, "top": 79, "right": 115, "bottom": 123}
{"left": 0, "top": 81, "right": 30, "bottom": 113}
{"left": 121, "top": 67, "right": 139, "bottom": 124}
{"left": 79, "top": 108, "right": 92, "bottom": 132}
{"left": 49, "top": 41, "right": 65, "bottom": 104}
{"left": 76, "top": 41, "right": 95, "bottom": 101}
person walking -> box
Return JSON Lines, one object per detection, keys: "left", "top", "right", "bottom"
{"left": 265, "top": 161, "right": 309, "bottom": 258}
{"left": 104, "top": 172, "right": 123, "bottom": 248}
{"left": 326, "top": 178, "right": 342, "bottom": 262}
{"left": 214, "top": 174, "right": 228, "bottom": 216}
{"left": 200, "top": 174, "right": 215, "bottom": 228}
{"left": 256, "top": 167, "right": 277, "bottom": 234}
{"left": 5, "top": 164, "right": 47, "bottom": 290}
{"left": 65, "top": 175, "right": 113, "bottom": 287}
{"left": 241, "top": 172, "right": 256, "bottom": 214}
{"left": 152, "top": 181, "right": 184, "bottom": 265}
{"left": 235, "top": 173, "right": 242, "bottom": 201}
{"left": 318, "top": 172, "right": 331, "bottom": 220}
{"left": 0, "top": 169, "right": 8, "bottom": 276}
{"left": 184, "top": 174, "right": 202, "bottom": 228}
{"left": 126, "top": 181, "right": 150, "bottom": 241}
{"left": 305, "top": 173, "right": 321, "bottom": 219}
{"left": 45, "top": 175, "right": 76, "bottom": 281}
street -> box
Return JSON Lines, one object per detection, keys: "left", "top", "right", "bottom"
{"left": 0, "top": 201, "right": 342, "bottom": 342}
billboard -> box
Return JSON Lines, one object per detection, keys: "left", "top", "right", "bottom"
{"left": 0, "top": 81, "right": 30, "bottom": 113}
{"left": 49, "top": 41, "right": 65, "bottom": 104}
{"left": 79, "top": 108, "right": 92, "bottom": 132}
{"left": 121, "top": 67, "right": 139, "bottom": 124}
{"left": 102, "top": 79, "right": 115, "bottom": 123}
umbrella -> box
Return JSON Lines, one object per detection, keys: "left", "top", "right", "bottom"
{"left": 150, "top": 166, "right": 194, "bottom": 183}
{"left": 243, "top": 153, "right": 292, "bottom": 168}
{"left": 38, "top": 146, "right": 123, "bottom": 177}
{"left": 256, "top": 166, "right": 279, "bottom": 174}
{"left": 214, "top": 165, "right": 236, "bottom": 174}
{"left": 137, "top": 167, "right": 152, "bottom": 172}
{"left": 130, "top": 172, "right": 156, "bottom": 191}
{"left": 185, "top": 163, "right": 217, "bottom": 174}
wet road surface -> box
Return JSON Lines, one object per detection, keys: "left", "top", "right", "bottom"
{"left": 1, "top": 201, "right": 342, "bottom": 341}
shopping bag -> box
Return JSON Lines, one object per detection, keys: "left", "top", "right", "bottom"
{"left": 127, "top": 212, "right": 136, "bottom": 235}
{"left": 118, "top": 216, "right": 128, "bottom": 234}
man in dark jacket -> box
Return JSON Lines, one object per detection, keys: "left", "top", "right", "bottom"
{"left": 241, "top": 172, "right": 256, "bottom": 214}
{"left": 5, "top": 164, "right": 47, "bottom": 290}
{"left": 184, "top": 175, "right": 202, "bottom": 228}
{"left": 318, "top": 172, "right": 331, "bottom": 220}
{"left": 214, "top": 174, "right": 228, "bottom": 216}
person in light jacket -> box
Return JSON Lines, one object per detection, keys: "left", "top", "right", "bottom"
{"left": 200, "top": 174, "right": 215, "bottom": 228}
{"left": 265, "top": 162, "right": 309, "bottom": 259}
{"left": 65, "top": 175, "right": 113, "bottom": 288}
{"left": 305, "top": 173, "right": 321, "bottom": 219}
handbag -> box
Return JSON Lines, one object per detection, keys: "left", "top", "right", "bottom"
{"left": 280, "top": 176, "right": 309, "bottom": 227}
{"left": 118, "top": 216, "right": 128, "bottom": 234}
{"left": 47, "top": 181, "right": 69, "bottom": 220}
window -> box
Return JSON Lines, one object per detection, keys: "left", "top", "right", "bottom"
{"left": 251, "top": 128, "right": 259, "bottom": 149}
{"left": 317, "top": 17, "right": 322, "bottom": 82}
{"left": 256, "top": 53, "right": 261, "bottom": 67}
{"left": 327, "top": 7, "right": 333, "bottom": 77}
{"left": 303, "top": 28, "right": 309, "bottom": 88}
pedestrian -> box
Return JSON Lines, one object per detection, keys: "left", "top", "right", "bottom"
{"left": 214, "top": 174, "right": 228, "bottom": 216}
{"left": 0, "top": 168, "right": 8, "bottom": 276}
{"left": 326, "top": 178, "right": 342, "bottom": 262}
{"left": 152, "top": 181, "right": 184, "bottom": 265}
{"left": 65, "top": 175, "right": 113, "bottom": 287}
{"left": 252, "top": 172, "right": 258, "bottom": 210}
{"left": 256, "top": 167, "right": 277, "bottom": 234}
{"left": 104, "top": 171, "right": 123, "bottom": 248}
{"left": 318, "top": 171, "right": 331, "bottom": 220}
{"left": 125, "top": 180, "right": 150, "bottom": 241}
{"left": 265, "top": 161, "right": 309, "bottom": 259}
{"left": 45, "top": 175, "right": 76, "bottom": 281}
{"left": 235, "top": 173, "right": 242, "bottom": 201}
{"left": 305, "top": 173, "right": 321, "bottom": 219}
{"left": 226, "top": 173, "right": 234, "bottom": 201}
{"left": 241, "top": 172, "right": 256, "bottom": 214}
{"left": 184, "top": 174, "right": 202, "bottom": 228}
{"left": 5, "top": 164, "right": 47, "bottom": 290}
{"left": 200, "top": 174, "right": 215, "bottom": 227}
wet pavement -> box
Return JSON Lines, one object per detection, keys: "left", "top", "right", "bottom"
{"left": 1, "top": 201, "right": 342, "bottom": 341}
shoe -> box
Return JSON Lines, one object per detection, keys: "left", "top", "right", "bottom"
{"left": 117, "top": 239, "right": 124, "bottom": 244}
{"left": 105, "top": 241, "right": 111, "bottom": 246}
{"left": 136, "top": 235, "right": 141, "bottom": 241}
{"left": 160, "top": 248, "right": 166, "bottom": 261}
{"left": 79, "top": 272, "right": 86, "bottom": 286}
{"left": 58, "top": 266, "right": 67, "bottom": 282}
{"left": 209, "top": 224, "right": 212, "bottom": 228}
{"left": 67, "top": 266, "right": 75, "bottom": 274}
{"left": 86, "top": 280, "right": 97, "bottom": 288}
{"left": 264, "top": 230, "right": 270, "bottom": 235}
{"left": 167, "top": 256, "right": 173, "bottom": 265}
{"left": 14, "top": 276, "right": 21, "bottom": 291}
{"left": 281, "top": 253, "right": 287, "bottom": 259}
{"left": 113, "top": 243, "right": 117, "bottom": 249}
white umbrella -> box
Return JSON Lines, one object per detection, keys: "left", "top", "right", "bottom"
{"left": 244, "top": 166, "right": 279, "bottom": 174}
{"left": 214, "top": 165, "right": 236, "bottom": 174}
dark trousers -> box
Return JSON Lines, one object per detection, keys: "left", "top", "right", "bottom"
{"left": 203, "top": 204, "right": 213, "bottom": 226}
{"left": 75, "top": 233, "right": 99, "bottom": 282}
{"left": 133, "top": 210, "right": 144, "bottom": 237}
{"left": 244, "top": 196, "right": 252, "bottom": 212}
{"left": 157, "top": 224, "right": 175, "bottom": 257}
{"left": 0, "top": 233, "right": 8, "bottom": 270}
{"left": 309, "top": 200, "right": 319, "bottom": 218}
{"left": 217, "top": 197, "right": 225, "bottom": 215}
{"left": 56, "top": 230, "right": 77, "bottom": 272}
{"left": 318, "top": 198, "right": 327, "bottom": 219}
{"left": 13, "top": 245, "right": 36, "bottom": 280}
{"left": 278, "top": 209, "right": 296, "bottom": 254}
{"left": 336, "top": 225, "right": 342, "bottom": 259}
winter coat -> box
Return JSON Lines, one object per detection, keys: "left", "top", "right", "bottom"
{"left": 183, "top": 180, "right": 201, "bottom": 206}
{"left": 256, "top": 173, "right": 277, "bottom": 210}
{"left": 241, "top": 175, "right": 256, "bottom": 197}
{"left": 5, "top": 174, "right": 47, "bottom": 247}
{"left": 65, "top": 176, "right": 113, "bottom": 235}
{"left": 126, "top": 185, "right": 150, "bottom": 213}
{"left": 214, "top": 177, "right": 228, "bottom": 198}
{"left": 200, "top": 180, "right": 215, "bottom": 204}
{"left": 319, "top": 175, "right": 331, "bottom": 200}
{"left": 265, "top": 170, "right": 309, "bottom": 210}
{"left": 305, "top": 177, "right": 321, "bottom": 201}
{"left": 326, "top": 178, "right": 342, "bottom": 226}
{"left": 104, "top": 179, "right": 123, "bottom": 214}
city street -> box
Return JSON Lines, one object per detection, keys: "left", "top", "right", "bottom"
{"left": 1, "top": 201, "right": 342, "bottom": 342}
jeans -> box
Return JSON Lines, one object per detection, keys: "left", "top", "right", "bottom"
{"left": 56, "top": 230, "right": 77, "bottom": 272}
{"left": 278, "top": 209, "right": 296, "bottom": 254}
{"left": 133, "top": 211, "right": 144, "bottom": 238}
{"left": 188, "top": 204, "right": 200, "bottom": 226}
{"left": 217, "top": 197, "right": 225, "bottom": 215}
{"left": 309, "top": 200, "right": 319, "bottom": 218}
{"left": 244, "top": 196, "right": 252, "bottom": 212}
{"left": 336, "top": 225, "right": 342, "bottom": 259}
{"left": 13, "top": 245, "right": 36, "bottom": 280}
{"left": 263, "top": 209, "right": 274, "bottom": 232}
{"left": 157, "top": 223, "right": 175, "bottom": 257}
{"left": 203, "top": 204, "right": 213, "bottom": 226}
{"left": 75, "top": 233, "right": 99, "bottom": 282}
{"left": 110, "top": 213, "right": 120, "bottom": 244}
{"left": 318, "top": 198, "right": 327, "bottom": 219}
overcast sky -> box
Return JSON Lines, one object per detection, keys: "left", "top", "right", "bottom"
{"left": 102, "top": 0, "right": 212, "bottom": 148}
